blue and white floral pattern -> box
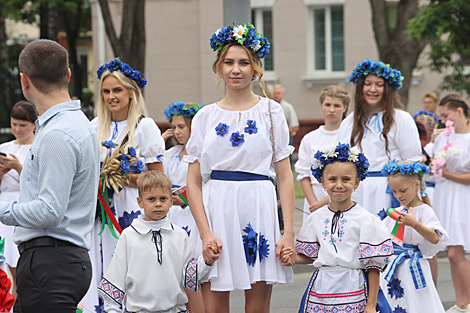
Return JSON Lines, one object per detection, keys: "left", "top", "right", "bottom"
{"left": 215, "top": 123, "right": 229, "bottom": 137}
{"left": 242, "top": 223, "right": 270, "bottom": 266}
{"left": 244, "top": 120, "right": 258, "bottom": 134}
{"left": 230, "top": 132, "right": 245, "bottom": 147}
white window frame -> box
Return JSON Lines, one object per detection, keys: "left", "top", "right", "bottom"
{"left": 302, "top": 0, "right": 346, "bottom": 88}
{"left": 251, "top": 7, "right": 277, "bottom": 82}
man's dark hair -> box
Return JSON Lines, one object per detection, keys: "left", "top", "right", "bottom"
{"left": 18, "top": 39, "right": 69, "bottom": 94}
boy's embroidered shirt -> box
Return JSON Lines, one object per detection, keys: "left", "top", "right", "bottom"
{"left": 296, "top": 203, "right": 393, "bottom": 271}
{"left": 97, "top": 217, "right": 211, "bottom": 313}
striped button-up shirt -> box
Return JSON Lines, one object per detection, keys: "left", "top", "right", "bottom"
{"left": 0, "top": 100, "right": 100, "bottom": 250}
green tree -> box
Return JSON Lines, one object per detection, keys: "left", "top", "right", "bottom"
{"left": 408, "top": 0, "right": 470, "bottom": 96}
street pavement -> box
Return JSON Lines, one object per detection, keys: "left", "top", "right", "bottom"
{"left": 229, "top": 199, "right": 461, "bottom": 312}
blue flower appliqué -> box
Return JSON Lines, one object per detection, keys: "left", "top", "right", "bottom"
{"left": 118, "top": 210, "right": 141, "bottom": 230}
{"left": 387, "top": 278, "right": 404, "bottom": 299}
{"left": 393, "top": 306, "right": 407, "bottom": 313}
{"left": 242, "top": 223, "right": 269, "bottom": 266}
{"left": 215, "top": 123, "right": 229, "bottom": 137}
{"left": 244, "top": 120, "right": 258, "bottom": 135}
{"left": 230, "top": 132, "right": 245, "bottom": 147}
{"left": 377, "top": 208, "right": 388, "bottom": 221}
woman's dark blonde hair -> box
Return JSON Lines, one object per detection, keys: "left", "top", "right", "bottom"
{"left": 96, "top": 70, "right": 148, "bottom": 151}
{"left": 439, "top": 94, "right": 470, "bottom": 119}
{"left": 389, "top": 161, "right": 432, "bottom": 207}
{"left": 212, "top": 43, "right": 266, "bottom": 95}
{"left": 170, "top": 103, "right": 196, "bottom": 146}
{"left": 350, "top": 76, "right": 404, "bottom": 157}
{"left": 319, "top": 85, "right": 351, "bottom": 120}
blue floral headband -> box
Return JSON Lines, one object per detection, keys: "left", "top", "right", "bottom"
{"left": 349, "top": 59, "right": 404, "bottom": 91}
{"left": 310, "top": 143, "right": 370, "bottom": 183}
{"left": 210, "top": 23, "right": 271, "bottom": 59}
{"left": 164, "top": 102, "right": 204, "bottom": 122}
{"left": 97, "top": 58, "right": 147, "bottom": 89}
{"left": 381, "top": 160, "right": 430, "bottom": 177}
{"left": 413, "top": 110, "right": 438, "bottom": 123}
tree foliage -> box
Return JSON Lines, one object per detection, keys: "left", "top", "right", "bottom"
{"left": 408, "top": 0, "right": 470, "bottom": 96}
{"left": 369, "top": 0, "right": 428, "bottom": 107}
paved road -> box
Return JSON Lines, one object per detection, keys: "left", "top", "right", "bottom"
{"left": 229, "top": 199, "right": 460, "bottom": 312}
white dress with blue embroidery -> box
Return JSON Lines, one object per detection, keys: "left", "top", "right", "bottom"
{"left": 295, "top": 203, "right": 393, "bottom": 313}
{"left": 379, "top": 204, "right": 448, "bottom": 313}
{"left": 431, "top": 132, "right": 470, "bottom": 251}
{"left": 294, "top": 126, "right": 338, "bottom": 223}
{"left": 337, "top": 110, "right": 421, "bottom": 215}
{"left": 185, "top": 97, "right": 294, "bottom": 291}
{"left": 164, "top": 144, "right": 202, "bottom": 256}
{"left": 82, "top": 117, "right": 165, "bottom": 312}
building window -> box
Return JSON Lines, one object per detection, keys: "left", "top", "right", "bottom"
{"left": 251, "top": 8, "right": 274, "bottom": 72}
{"left": 308, "top": 5, "right": 344, "bottom": 74}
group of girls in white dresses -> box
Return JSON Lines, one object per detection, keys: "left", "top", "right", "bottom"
{"left": 56, "top": 22, "right": 469, "bottom": 313}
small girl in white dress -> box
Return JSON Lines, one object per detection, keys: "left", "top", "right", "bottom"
{"left": 164, "top": 101, "right": 205, "bottom": 313}
{"left": 282, "top": 143, "right": 393, "bottom": 313}
{"left": 379, "top": 160, "right": 448, "bottom": 313}
{"left": 337, "top": 59, "right": 421, "bottom": 215}
{"left": 295, "top": 85, "right": 350, "bottom": 222}
{"left": 431, "top": 95, "right": 470, "bottom": 313}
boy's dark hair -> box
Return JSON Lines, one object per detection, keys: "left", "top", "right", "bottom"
{"left": 18, "top": 39, "right": 69, "bottom": 94}
{"left": 137, "top": 171, "right": 172, "bottom": 197}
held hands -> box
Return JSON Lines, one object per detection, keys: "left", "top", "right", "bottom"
{"left": 275, "top": 233, "right": 296, "bottom": 266}
{"left": 202, "top": 232, "right": 222, "bottom": 265}
{"left": 397, "top": 207, "right": 418, "bottom": 228}
{"left": 279, "top": 246, "right": 295, "bottom": 265}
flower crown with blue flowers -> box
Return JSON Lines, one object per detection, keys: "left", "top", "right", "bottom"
{"left": 97, "top": 58, "right": 147, "bottom": 89}
{"left": 310, "top": 143, "right": 370, "bottom": 183}
{"left": 349, "top": 59, "right": 404, "bottom": 91}
{"left": 164, "top": 102, "right": 204, "bottom": 122}
{"left": 413, "top": 110, "right": 438, "bottom": 123}
{"left": 210, "top": 23, "right": 271, "bottom": 59}
{"left": 381, "top": 160, "right": 430, "bottom": 177}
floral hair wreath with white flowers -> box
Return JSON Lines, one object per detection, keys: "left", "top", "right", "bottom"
{"left": 381, "top": 160, "right": 430, "bottom": 177}
{"left": 210, "top": 23, "right": 271, "bottom": 59}
{"left": 164, "top": 101, "right": 204, "bottom": 122}
{"left": 348, "top": 59, "right": 404, "bottom": 91}
{"left": 310, "top": 143, "right": 370, "bottom": 183}
{"left": 97, "top": 57, "right": 147, "bottom": 89}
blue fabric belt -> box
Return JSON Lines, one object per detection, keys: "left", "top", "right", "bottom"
{"left": 368, "top": 171, "right": 400, "bottom": 208}
{"left": 385, "top": 243, "right": 426, "bottom": 289}
{"left": 368, "top": 171, "right": 384, "bottom": 177}
{"left": 210, "top": 170, "right": 269, "bottom": 181}
{"left": 425, "top": 181, "right": 435, "bottom": 188}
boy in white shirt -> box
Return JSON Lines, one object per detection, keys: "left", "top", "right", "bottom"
{"left": 98, "top": 171, "right": 214, "bottom": 313}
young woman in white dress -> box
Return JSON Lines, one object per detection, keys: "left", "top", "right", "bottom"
{"left": 81, "top": 59, "right": 165, "bottom": 312}
{"left": 337, "top": 59, "right": 421, "bottom": 215}
{"left": 186, "top": 24, "right": 295, "bottom": 313}
{"left": 0, "top": 101, "right": 37, "bottom": 299}
{"left": 431, "top": 95, "right": 470, "bottom": 313}
{"left": 380, "top": 160, "right": 448, "bottom": 313}
{"left": 295, "top": 85, "right": 350, "bottom": 222}
{"left": 163, "top": 102, "right": 204, "bottom": 313}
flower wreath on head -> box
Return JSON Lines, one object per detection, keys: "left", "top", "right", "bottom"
{"left": 164, "top": 102, "right": 204, "bottom": 122}
{"left": 348, "top": 59, "right": 404, "bottom": 91}
{"left": 97, "top": 57, "right": 147, "bottom": 89}
{"left": 413, "top": 110, "right": 438, "bottom": 123}
{"left": 381, "top": 160, "right": 430, "bottom": 177}
{"left": 310, "top": 143, "right": 370, "bottom": 183}
{"left": 210, "top": 23, "right": 271, "bottom": 59}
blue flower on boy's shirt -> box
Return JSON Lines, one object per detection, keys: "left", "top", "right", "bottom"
{"left": 230, "top": 132, "right": 245, "bottom": 147}
{"left": 244, "top": 120, "right": 258, "bottom": 134}
{"left": 118, "top": 210, "right": 141, "bottom": 230}
{"left": 243, "top": 223, "right": 258, "bottom": 266}
{"left": 215, "top": 123, "right": 229, "bottom": 137}
{"left": 393, "top": 306, "right": 406, "bottom": 313}
{"left": 387, "top": 278, "right": 404, "bottom": 299}
{"left": 377, "top": 208, "right": 388, "bottom": 221}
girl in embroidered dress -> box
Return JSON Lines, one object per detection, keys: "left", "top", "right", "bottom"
{"left": 337, "top": 60, "right": 421, "bottom": 215}
{"left": 430, "top": 95, "right": 470, "bottom": 313}
{"left": 186, "top": 24, "right": 295, "bottom": 313}
{"left": 379, "top": 160, "right": 448, "bottom": 313}
{"left": 295, "top": 85, "right": 350, "bottom": 222}
{"left": 82, "top": 59, "right": 166, "bottom": 311}
{"left": 164, "top": 101, "right": 204, "bottom": 313}
{"left": 282, "top": 143, "right": 393, "bottom": 313}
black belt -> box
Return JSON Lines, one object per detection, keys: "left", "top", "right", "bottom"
{"left": 18, "top": 236, "right": 76, "bottom": 254}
